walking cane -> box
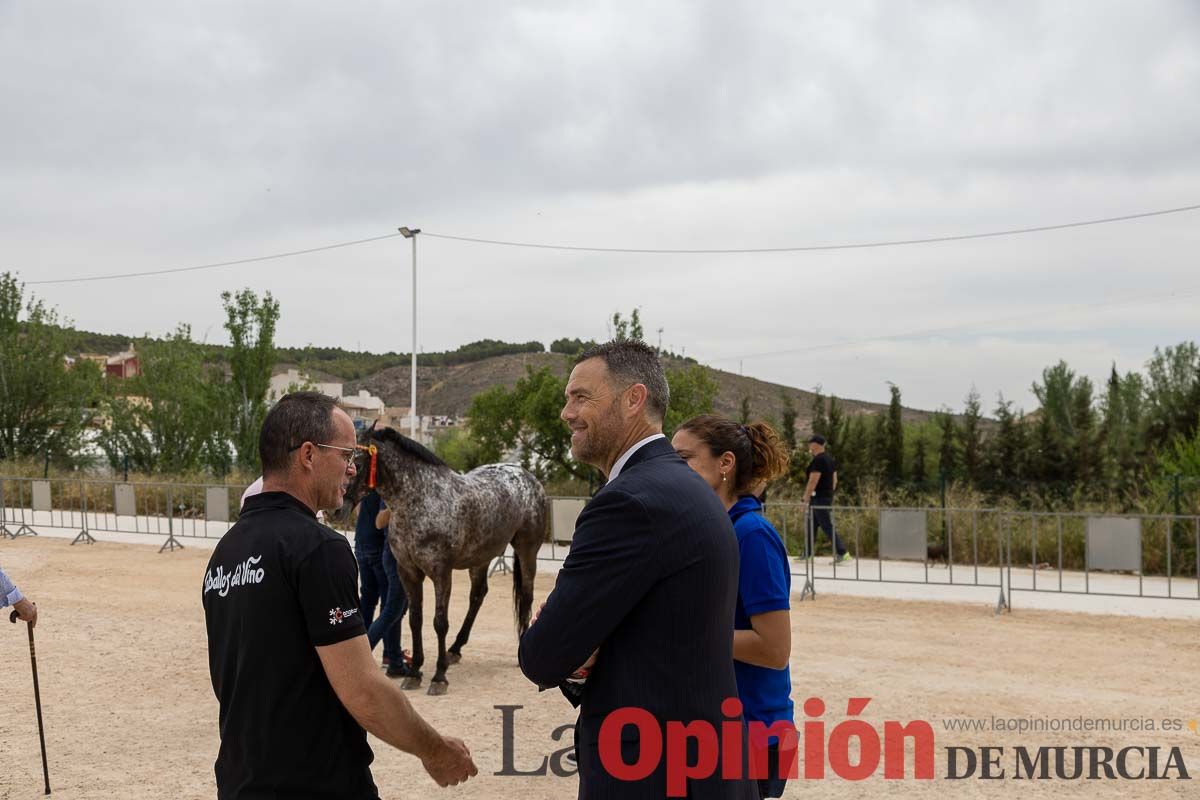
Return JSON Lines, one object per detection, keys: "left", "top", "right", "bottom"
{"left": 10, "top": 608, "right": 51, "bottom": 795}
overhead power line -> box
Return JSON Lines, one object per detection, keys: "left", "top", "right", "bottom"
{"left": 27, "top": 232, "right": 405, "bottom": 286}
{"left": 422, "top": 202, "right": 1200, "bottom": 253}
{"left": 23, "top": 202, "right": 1200, "bottom": 285}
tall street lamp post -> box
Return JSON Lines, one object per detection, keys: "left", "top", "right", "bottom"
{"left": 398, "top": 226, "right": 421, "bottom": 440}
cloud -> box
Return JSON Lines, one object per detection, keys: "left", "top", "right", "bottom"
{"left": 2, "top": 0, "right": 1198, "bottom": 411}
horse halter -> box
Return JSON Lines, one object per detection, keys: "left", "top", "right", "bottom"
{"left": 357, "top": 444, "right": 378, "bottom": 488}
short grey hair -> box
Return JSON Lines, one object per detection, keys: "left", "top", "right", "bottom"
{"left": 260, "top": 391, "right": 339, "bottom": 475}
{"left": 576, "top": 339, "right": 669, "bottom": 421}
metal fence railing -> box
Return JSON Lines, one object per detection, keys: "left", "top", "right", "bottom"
{"left": 0, "top": 476, "right": 290, "bottom": 552}
{"left": 4, "top": 478, "right": 1197, "bottom": 611}
{"left": 758, "top": 503, "right": 1200, "bottom": 613}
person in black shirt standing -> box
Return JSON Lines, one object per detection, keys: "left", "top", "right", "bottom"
{"left": 203, "top": 391, "right": 475, "bottom": 799}
{"left": 802, "top": 434, "right": 851, "bottom": 564}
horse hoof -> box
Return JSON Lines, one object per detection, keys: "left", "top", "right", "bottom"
{"left": 427, "top": 681, "right": 449, "bottom": 696}
{"left": 447, "top": 652, "right": 462, "bottom": 665}
{"left": 401, "top": 675, "right": 423, "bottom": 691}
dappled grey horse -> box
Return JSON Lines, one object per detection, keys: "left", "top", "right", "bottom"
{"left": 341, "top": 425, "right": 545, "bottom": 695}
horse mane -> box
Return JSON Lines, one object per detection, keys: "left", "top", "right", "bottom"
{"left": 370, "top": 426, "right": 450, "bottom": 469}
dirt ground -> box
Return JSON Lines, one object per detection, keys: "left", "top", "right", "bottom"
{"left": 1, "top": 536, "right": 1197, "bottom": 799}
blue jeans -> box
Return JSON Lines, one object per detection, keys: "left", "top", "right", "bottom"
{"left": 367, "top": 545, "right": 408, "bottom": 662}
{"left": 357, "top": 547, "right": 386, "bottom": 627}
{"left": 810, "top": 501, "right": 847, "bottom": 557}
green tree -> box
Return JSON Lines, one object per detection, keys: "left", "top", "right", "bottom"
{"left": 835, "top": 415, "right": 871, "bottom": 495}
{"left": 826, "top": 396, "right": 845, "bottom": 454}
{"left": 0, "top": 272, "right": 103, "bottom": 464}
{"left": 739, "top": 396, "right": 752, "bottom": 425}
{"left": 431, "top": 427, "right": 486, "bottom": 472}
{"left": 221, "top": 289, "right": 280, "bottom": 471}
{"left": 664, "top": 364, "right": 719, "bottom": 436}
{"left": 780, "top": 392, "right": 797, "bottom": 453}
{"left": 1159, "top": 427, "right": 1200, "bottom": 478}
{"left": 550, "top": 337, "right": 596, "bottom": 356}
{"left": 98, "top": 325, "right": 230, "bottom": 474}
{"left": 1144, "top": 342, "right": 1200, "bottom": 449}
{"left": 960, "top": 388, "right": 984, "bottom": 486}
{"left": 1031, "top": 409, "right": 1069, "bottom": 493}
{"left": 810, "top": 387, "right": 828, "bottom": 440}
{"left": 466, "top": 383, "right": 522, "bottom": 462}
{"left": 911, "top": 433, "right": 928, "bottom": 486}
{"left": 467, "top": 366, "right": 592, "bottom": 482}
{"left": 935, "top": 410, "right": 959, "bottom": 482}
{"left": 985, "top": 396, "right": 1028, "bottom": 495}
{"left": 610, "top": 308, "right": 645, "bottom": 342}
{"left": 884, "top": 384, "right": 905, "bottom": 485}
{"left": 869, "top": 413, "right": 889, "bottom": 477}
{"left": 1030, "top": 361, "right": 1099, "bottom": 490}
{"left": 1100, "top": 365, "right": 1147, "bottom": 489}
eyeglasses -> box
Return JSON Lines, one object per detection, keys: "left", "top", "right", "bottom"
{"left": 316, "top": 443, "right": 360, "bottom": 465}
{"left": 289, "top": 442, "right": 360, "bottom": 466}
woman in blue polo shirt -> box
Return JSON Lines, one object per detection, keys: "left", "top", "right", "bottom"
{"left": 672, "top": 415, "right": 793, "bottom": 798}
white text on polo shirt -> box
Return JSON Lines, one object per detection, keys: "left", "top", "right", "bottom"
{"left": 204, "top": 556, "right": 266, "bottom": 597}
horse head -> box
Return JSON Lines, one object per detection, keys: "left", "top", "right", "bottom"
{"left": 333, "top": 420, "right": 378, "bottom": 522}
{"left": 335, "top": 420, "right": 451, "bottom": 520}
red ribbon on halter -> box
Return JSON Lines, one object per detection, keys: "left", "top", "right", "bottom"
{"left": 359, "top": 444, "right": 378, "bottom": 488}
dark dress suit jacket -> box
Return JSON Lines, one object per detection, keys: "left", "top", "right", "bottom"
{"left": 519, "top": 437, "right": 758, "bottom": 799}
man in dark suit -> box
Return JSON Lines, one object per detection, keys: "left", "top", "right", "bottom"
{"left": 519, "top": 340, "right": 757, "bottom": 799}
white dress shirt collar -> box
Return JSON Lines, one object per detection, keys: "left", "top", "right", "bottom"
{"left": 607, "top": 433, "right": 667, "bottom": 482}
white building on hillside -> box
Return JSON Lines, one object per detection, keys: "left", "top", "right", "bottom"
{"left": 269, "top": 369, "right": 343, "bottom": 402}
{"left": 269, "top": 369, "right": 386, "bottom": 426}
{"left": 340, "top": 390, "right": 386, "bottom": 424}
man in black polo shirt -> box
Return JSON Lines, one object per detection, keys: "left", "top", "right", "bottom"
{"left": 203, "top": 391, "right": 476, "bottom": 799}
{"left": 802, "top": 434, "right": 851, "bottom": 564}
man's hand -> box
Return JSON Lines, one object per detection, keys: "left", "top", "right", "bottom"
{"left": 530, "top": 601, "right": 546, "bottom": 626}
{"left": 12, "top": 598, "right": 37, "bottom": 628}
{"left": 421, "top": 735, "right": 478, "bottom": 787}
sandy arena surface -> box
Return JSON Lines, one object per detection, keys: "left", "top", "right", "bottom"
{"left": 1, "top": 536, "right": 1197, "bottom": 799}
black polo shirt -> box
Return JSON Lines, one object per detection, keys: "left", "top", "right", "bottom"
{"left": 203, "top": 491, "right": 377, "bottom": 800}
{"left": 806, "top": 451, "right": 838, "bottom": 501}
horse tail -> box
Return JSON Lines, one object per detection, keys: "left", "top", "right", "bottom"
{"left": 511, "top": 548, "right": 527, "bottom": 636}
{"left": 512, "top": 475, "right": 545, "bottom": 637}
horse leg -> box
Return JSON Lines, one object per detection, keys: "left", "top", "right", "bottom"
{"left": 427, "top": 568, "right": 453, "bottom": 696}
{"left": 397, "top": 568, "right": 425, "bottom": 690}
{"left": 448, "top": 564, "right": 489, "bottom": 665}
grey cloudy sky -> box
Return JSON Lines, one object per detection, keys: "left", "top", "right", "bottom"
{"left": 4, "top": 1, "right": 1199, "bottom": 413}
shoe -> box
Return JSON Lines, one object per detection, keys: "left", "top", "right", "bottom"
{"left": 386, "top": 661, "right": 413, "bottom": 678}
{"left": 831, "top": 552, "right": 853, "bottom": 565}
